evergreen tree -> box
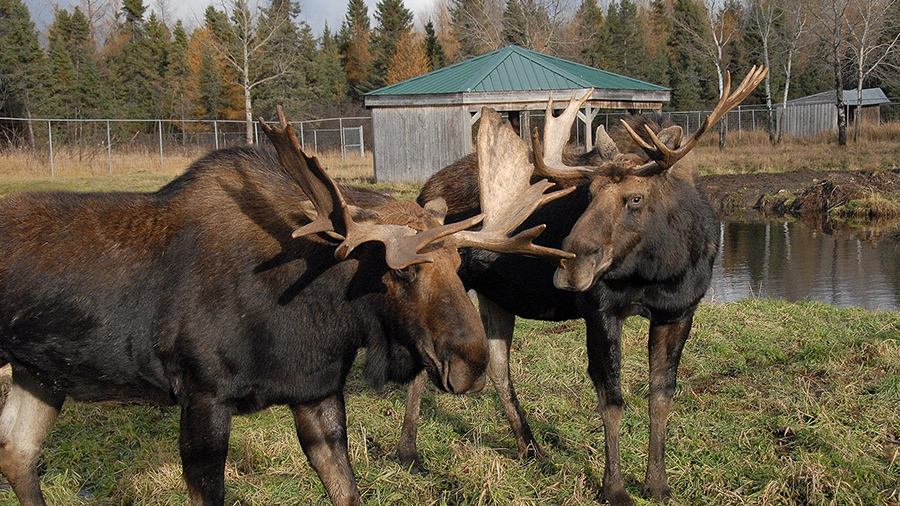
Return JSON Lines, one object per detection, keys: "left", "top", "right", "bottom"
{"left": 339, "top": 0, "right": 374, "bottom": 101}
{"left": 254, "top": 0, "right": 317, "bottom": 119}
{"left": 106, "top": 0, "right": 160, "bottom": 119}
{"left": 424, "top": 20, "right": 447, "bottom": 70}
{"left": 372, "top": 0, "right": 413, "bottom": 88}
{"left": 644, "top": 0, "right": 673, "bottom": 88}
{"left": 503, "top": 0, "right": 528, "bottom": 47}
{"left": 46, "top": 6, "right": 106, "bottom": 119}
{"left": 668, "top": 0, "right": 715, "bottom": 110}
{"left": 0, "top": 0, "right": 47, "bottom": 146}
{"left": 606, "top": 0, "right": 646, "bottom": 79}
{"left": 572, "top": 0, "right": 606, "bottom": 67}
{"left": 165, "top": 21, "right": 194, "bottom": 139}
{"left": 312, "top": 24, "right": 349, "bottom": 111}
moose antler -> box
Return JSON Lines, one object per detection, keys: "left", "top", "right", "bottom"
{"left": 453, "top": 107, "right": 575, "bottom": 266}
{"left": 260, "top": 106, "right": 482, "bottom": 270}
{"left": 622, "top": 65, "right": 769, "bottom": 170}
{"left": 531, "top": 88, "right": 598, "bottom": 180}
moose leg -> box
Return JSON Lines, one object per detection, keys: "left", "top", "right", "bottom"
{"left": 0, "top": 369, "right": 64, "bottom": 506}
{"left": 292, "top": 393, "right": 359, "bottom": 506}
{"left": 179, "top": 396, "right": 232, "bottom": 505}
{"left": 584, "top": 312, "right": 632, "bottom": 506}
{"left": 397, "top": 371, "right": 427, "bottom": 472}
{"left": 478, "top": 293, "right": 542, "bottom": 459}
{"left": 645, "top": 314, "right": 693, "bottom": 503}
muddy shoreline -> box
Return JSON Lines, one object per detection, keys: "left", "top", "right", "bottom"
{"left": 699, "top": 168, "right": 900, "bottom": 238}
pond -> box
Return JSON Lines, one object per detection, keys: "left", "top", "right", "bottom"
{"left": 706, "top": 219, "right": 900, "bottom": 312}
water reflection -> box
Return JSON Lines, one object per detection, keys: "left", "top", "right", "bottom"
{"left": 707, "top": 220, "right": 900, "bottom": 311}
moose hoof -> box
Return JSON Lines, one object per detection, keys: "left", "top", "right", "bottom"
{"left": 397, "top": 453, "right": 428, "bottom": 475}
{"left": 602, "top": 487, "right": 634, "bottom": 506}
{"left": 645, "top": 483, "right": 671, "bottom": 503}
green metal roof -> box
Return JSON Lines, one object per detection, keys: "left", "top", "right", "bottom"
{"left": 366, "top": 45, "right": 668, "bottom": 96}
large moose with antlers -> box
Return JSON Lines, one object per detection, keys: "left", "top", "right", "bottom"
{"left": 0, "top": 107, "right": 573, "bottom": 505}
{"left": 401, "top": 67, "right": 768, "bottom": 505}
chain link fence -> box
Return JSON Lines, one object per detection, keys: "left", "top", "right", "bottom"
{"left": 0, "top": 116, "right": 371, "bottom": 177}
{"left": 3, "top": 99, "right": 900, "bottom": 178}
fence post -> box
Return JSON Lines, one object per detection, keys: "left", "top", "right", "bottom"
{"left": 214, "top": 120, "right": 219, "bottom": 150}
{"left": 358, "top": 125, "right": 364, "bottom": 157}
{"left": 106, "top": 120, "right": 112, "bottom": 174}
{"left": 738, "top": 107, "right": 742, "bottom": 141}
{"left": 340, "top": 118, "right": 345, "bottom": 161}
{"left": 48, "top": 120, "right": 54, "bottom": 177}
{"left": 300, "top": 121, "right": 305, "bottom": 149}
{"left": 314, "top": 130, "right": 318, "bottom": 153}
{"left": 158, "top": 120, "right": 164, "bottom": 172}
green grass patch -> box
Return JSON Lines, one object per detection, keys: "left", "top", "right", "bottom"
{"left": 1, "top": 300, "right": 897, "bottom": 505}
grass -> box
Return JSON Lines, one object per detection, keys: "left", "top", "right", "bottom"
{"left": 0, "top": 300, "right": 897, "bottom": 505}
{"left": 0, "top": 135, "right": 898, "bottom": 504}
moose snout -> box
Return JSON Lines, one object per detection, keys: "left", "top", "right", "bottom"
{"left": 442, "top": 354, "right": 488, "bottom": 394}
{"left": 554, "top": 248, "right": 613, "bottom": 292}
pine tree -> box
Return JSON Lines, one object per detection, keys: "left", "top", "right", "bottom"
{"left": 46, "top": 6, "right": 106, "bottom": 119}
{"left": 0, "top": 0, "right": 47, "bottom": 146}
{"left": 312, "top": 24, "right": 349, "bottom": 111}
{"left": 643, "top": 0, "right": 672, "bottom": 88}
{"left": 572, "top": 0, "right": 606, "bottom": 67}
{"left": 339, "top": 0, "right": 374, "bottom": 101}
{"left": 606, "top": 0, "right": 646, "bottom": 79}
{"left": 254, "top": 0, "right": 317, "bottom": 119}
{"left": 105, "top": 0, "right": 160, "bottom": 119}
{"left": 372, "top": 0, "right": 413, "bottom": 88}
{"left": 669, "top": 0, "right": 715, "bottom": 110}
{"left": 503, "top": 0, "right": 528, "bottom": 47}
{"left": 424, "top": 20, "right": 447, "bottom": 70}
{"left": 165, "top": 21, "right": 195, "bottom": 141}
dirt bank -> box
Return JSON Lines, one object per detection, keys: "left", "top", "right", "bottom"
{"left": 700, "top": 168, "right": 900, "bottom": 221}
{"left": 698, "top": 168, "right": 900, "bottom": 241}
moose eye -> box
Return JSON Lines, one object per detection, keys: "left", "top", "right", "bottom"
{"left": 391, "top": 265, "right": 418, "bottom": 283}
{"left": 626, "top": 194, "right": 644, "bottom": 210}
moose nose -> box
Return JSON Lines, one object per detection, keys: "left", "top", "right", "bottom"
{"left": 444, "top": 354, "right": 488, "bottom": 394}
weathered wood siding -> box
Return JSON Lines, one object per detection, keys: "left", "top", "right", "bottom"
{"left": 372, "top": 106, "right": 472, "bottom": 182}
{"left": 780, "top": 103, "right": 881, "bottom": 138}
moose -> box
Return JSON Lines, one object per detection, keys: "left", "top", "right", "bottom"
{"left": 0, "top": 107, "right": 573, "bottom": 505}
{"left": 400, "top": 67, "right": 768, "bottom": 505}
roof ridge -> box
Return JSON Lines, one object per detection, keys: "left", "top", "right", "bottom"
{"left": 460, "top": 47, "right": 515, "bottom": 92}
{"left": 510, "top": 46, "right": 594, "bottom": 89}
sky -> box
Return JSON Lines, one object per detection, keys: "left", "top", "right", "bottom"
{"left": 25, "top": 0, "right": 441, "bottom": 37}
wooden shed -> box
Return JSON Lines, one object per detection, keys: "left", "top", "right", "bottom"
{"left": 779, "top": 88, "right": 890, "bottom": 138}
{"left": 364, "top": 45, "right": 670, "bottom": 182}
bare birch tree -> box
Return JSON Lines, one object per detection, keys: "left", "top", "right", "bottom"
{"left": 676, "top": 0, "right": 742, "bottom": 147}
{"left": 775, "top": 0, "right": 807, "bottom": 142}
{"left": 208, "top": 0, "right": 298, "bottom": 144}
{"left": 748, "top": 0, "right": 779, "bottom": 143}
{"left": 810, "top": 0, "right": 850, "bottom": 146}
{"left": 845, "top": 0, "right": 900, "bottom": 140}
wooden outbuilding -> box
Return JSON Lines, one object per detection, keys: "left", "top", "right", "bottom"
{"left": 364, "top": 45, "right": 670, "bottom": 182}
{"left": 779, "top": 88, "right": 890, "bottom": 138}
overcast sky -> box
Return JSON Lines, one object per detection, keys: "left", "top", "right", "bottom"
{"left": 25, "top": 0, "right": 441, "bottom": 36}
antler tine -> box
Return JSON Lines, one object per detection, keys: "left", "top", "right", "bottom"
{"left": 532, "top": 88, "right": 597, "bottom": 180}
{"left": 623, "top": 65, "right": 769, "bottom": 169}
{"left": 454, "top": 107, "right": 575, "bottom": 266}
{"left": 259, "top": 105, "right": 352, "bottom": 239}
{"left": 261, "top": 106, "right": 446, "bottom": 270}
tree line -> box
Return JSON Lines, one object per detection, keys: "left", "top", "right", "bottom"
{"left": 2, "top": 0, "right": 898, "bottom": 147}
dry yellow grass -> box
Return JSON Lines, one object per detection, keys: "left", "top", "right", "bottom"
{"left": 3, "top": 123, "right": 899, "bottom": 184}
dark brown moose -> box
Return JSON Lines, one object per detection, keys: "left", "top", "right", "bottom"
{"left": 402, "top": 67, "right": 768, "bottom": 505}
{"left": 0, "top": 107, "right": 572, "bottom": 505}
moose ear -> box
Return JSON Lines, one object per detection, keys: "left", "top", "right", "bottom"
{"left": 656, "top": 125, "right": 684, "bottom": 150}
{"left": 594, "top": 125, "right": 620, "bottom": 161}
{"left": 423, "top": 198, "right": 448, "bottom": 225}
